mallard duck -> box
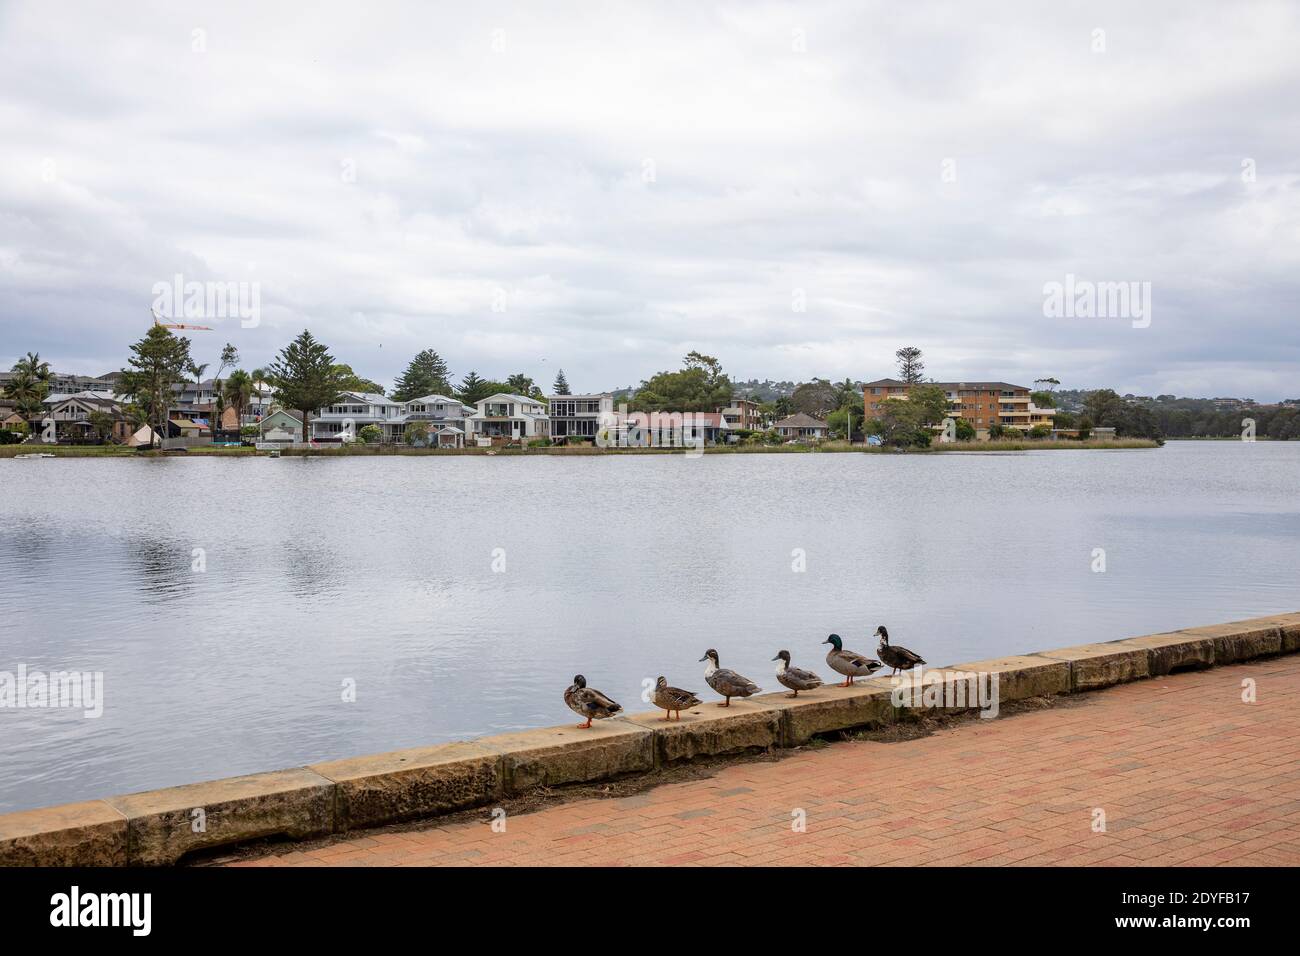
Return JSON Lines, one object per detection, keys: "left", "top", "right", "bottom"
{"left": 564, "top": 674, "right": 622, "bottom": 729}
{"left": 698, "top": 649, "right": 761, "bottom": 706}
{"left": 822, "top": 634, "right": 882, "bottom": 686}
{"left": 653, "top": 676, "right": 702, "bottom": 720}
{"left": 771, "top": 650, "right": 823, "bottom": 697}
{"left": 875, "top": 625, "right": 925, "bottom": 676}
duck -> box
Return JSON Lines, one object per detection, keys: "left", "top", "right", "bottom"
{"left": 875, "top": 625, "right": 925, "bottom": 676}
{"left": 564, "top": 674, "right": 623, "bottom": 729}
{"left": 822, "top": 634, "right": 882, "bottom": 686}
{"left": 698, "top": 649, "right": 761, "bottom": 707}
{"left": 653, "top": 676, "right": 702, "bottom": 720}
{"left": 771, "top": 650, "right": 823, "bottom": 697}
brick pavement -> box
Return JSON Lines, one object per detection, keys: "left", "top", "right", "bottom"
{"left": 231, "top": 654, "right": 1300, "bottom": 867}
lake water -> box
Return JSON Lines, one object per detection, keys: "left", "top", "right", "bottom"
{"left": 1, "top": 442, "right": 1298, "bottom": 812}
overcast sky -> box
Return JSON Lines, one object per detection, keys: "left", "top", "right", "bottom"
{"left": 2, "top": 1, "right": 1297, "bottom": 399}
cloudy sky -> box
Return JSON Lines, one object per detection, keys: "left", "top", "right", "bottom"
{"left": 2, "top": 1, "right": 1297, "bottom": 399}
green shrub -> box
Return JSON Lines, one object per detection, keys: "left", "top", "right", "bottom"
{"left": 527, "top": 437, "right": 553, "bottom": 447}
{"left": 404, "top": 421, "right": 430, "bottom": 447}
{"left": 1029, "top": 424, "right": 1052, "bottom": 439}
{"left": 358, "top": 424, "right": 382, "bottom": 444}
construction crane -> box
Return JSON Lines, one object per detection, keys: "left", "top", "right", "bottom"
{"left": 151, "top": 307, "right": 212, "bottom": 332}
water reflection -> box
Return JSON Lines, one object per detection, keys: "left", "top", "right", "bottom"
{"left": 0, "top": 442, "right": 1297, "bottom": 812}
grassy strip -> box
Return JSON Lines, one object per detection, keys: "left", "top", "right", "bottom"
{"left": 3, "top": 438, "right": 1159, "bottom": 458}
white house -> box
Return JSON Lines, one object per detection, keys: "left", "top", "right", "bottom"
{"left": 466, "top": 393, "right": 550, "bottom": 444}
{"left": 400, "top": 394, "right": 476, "bottom": 447}
{"left": 308, "top": 391, "right": 476, "bottom": 443}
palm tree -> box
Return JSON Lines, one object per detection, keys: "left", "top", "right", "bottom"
{"left": 13, "top": 352, "right": 52, "bottom": 386}
{"left": 5, "top": 353, "right": 53, "bottom": 420}
{"left": 4, "top": 371, "right": 45, "bottom": 418}
{"left": 251, "top": 367, "right": 272, "bottom": 412}
{"left": 223, "top": 370, "right": 253, "bottom": 426}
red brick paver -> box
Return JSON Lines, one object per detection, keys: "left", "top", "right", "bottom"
{"left": 234, "top": 655, "right": 1300, "bottom": 867}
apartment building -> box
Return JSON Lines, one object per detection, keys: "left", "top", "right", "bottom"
{"left": 0, "top": 370, "right": 119, "bottom": 396}
{"left": 863, "top": 378, "right": 1055, "bottom": 435}
{"left": 718, "top": 397, "right": 764, "bottom": 431}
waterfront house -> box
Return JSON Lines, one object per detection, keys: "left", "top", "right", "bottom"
{"left": 718, "top": 397, "right": 764, "bottom": 432}
{"left": 863, "top": 378, "right": 1056, "bottom": 438}
{"left": 310, "top": 391, "right": 406, "bottom": 442}
{"left": 401, "top": 394, "right": 476, "bottom": 441}
{"left": 773, "top": 412, "right": 828, "bottom": 441}
{"left": 0, "top": 400, "right": 25, "bottom": 432}
{"left": 467, "top": 393, "right": 549, "bottom": 444}
{"left": 257, "top": 409, "right": 303, "bottom": 444}
{"left": 608, "top": 410, "right": 729, "bottom": 447}
{"left": 549, "top": 393, "right": 613, "bottom": 442}
{"left": 307, "top": 392, "right": 475, "bottom": 444}
{"left": 42, "top": 392, "right": 134, "bottom": 443}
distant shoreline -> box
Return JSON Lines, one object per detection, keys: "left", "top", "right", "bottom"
{"left": 0, "top": 438, "right": 1161, "bottom": 459}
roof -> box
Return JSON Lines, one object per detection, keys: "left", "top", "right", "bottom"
{"left": 863, "top": 378, "right": 1031, "bottom": 391}
{"left": 407, "top": 394, "right": 466, "bottom": 406}
{"left": 44, "top": 390, "right": 129, "bottom": 405}
{"left": 774, "top": 413, "right": 828, "bottom": 428}
{"left": 482, "top": 392, "right": 544, "bottom": 405}
{"left": 261, "top": 409, "right": 303, "bottom": 423}
{"left": 335, "top": 391, "right": 401, "bottom": 406}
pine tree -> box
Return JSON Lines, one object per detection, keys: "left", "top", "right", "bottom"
{"left": 895, "top": 346, "right": 925, "bottom": 385}
{"left": 552, "top": 369, "right": 571, "bottom": 395}
{"left": 264, "top": 330, "right": 347, "bottom": 443}
{"left": 457, "top": 370, "right": 486, "bottom": 405}
{"left": 392, "top": 349, "right": 452, "bottom": 402}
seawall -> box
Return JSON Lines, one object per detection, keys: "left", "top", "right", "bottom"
{"left": 2, "top": 612, "right": 1296, "bottom": 866}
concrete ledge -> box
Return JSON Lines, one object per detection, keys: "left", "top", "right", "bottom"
{"left": 0, "top": 800, "right": 126, "bottom": 867}
{"left": 1034, "top": 643, "right": 1150, "bottom": 692}
{"left": 760, "top": 684, "right": 896, "bottom": 743}
{"left": 1115, "top": 630, "right": 1217, "bottom": 676}
{"left": 477, "top": 720, "right": 655, "bottom": 792}
{"left": 626, "top": 698, "right": 785, "bottom": 761}
{"left": 310, "top": 742, "right": 502, "bottom": 831}
{"left": 3, "top": 610, "right": 1297, "bottom": 866}
{"left": 1178, "top": 620, "right": 1283, "bottom": 664}
{"left": 1232, "top": 613, "right": 1300, "bottom": 652}
{"left": 928, "top": 655, "right": 1070, "bottom": 702}
{"left": 105, "top": 768, "right": 335, "bottom": 866}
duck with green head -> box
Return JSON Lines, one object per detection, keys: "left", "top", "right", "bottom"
{"left": 822, "top": 634, "right": 882, "bottom": 686}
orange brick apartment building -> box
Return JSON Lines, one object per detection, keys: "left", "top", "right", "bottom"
{"left": 863, "top": 379, "right": 1055, "bottom": 436}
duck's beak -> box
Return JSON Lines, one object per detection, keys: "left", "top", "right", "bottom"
{"left": 770, "top": 654, "right": 780, "bottom": 661}
{"left": 697, "top": 654, "right": 708, "bottom": 662}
